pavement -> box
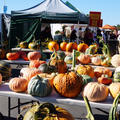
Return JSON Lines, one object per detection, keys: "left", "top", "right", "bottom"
{"left": 0, "top": 64, "right": 110, "bottom": 120}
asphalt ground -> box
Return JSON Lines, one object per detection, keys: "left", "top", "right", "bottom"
{"left": 0, "top": 64, "right": 110, "bottom": 120}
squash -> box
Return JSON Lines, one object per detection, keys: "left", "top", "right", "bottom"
{"left": 20, "top": 41, "right": 28, "bottom": 48}
{"left": 27, "top": 51, "right": 41, "bottom": 61}
{"left": 76, "top": 65, "right": 94, "bottom": 78}
{"left": 0, "top": 73, "right": 2, "bottom": 85}
{"left": 91, "top": 56, "right": 101, "bottom": 65}
{"left": 48, "top": 41, "right": 59, "bottom": 51}
{"left": 0, "top": 61, "right": 11, "bottom": 81}
{"left": 94, "top": 67, "right": 112, "bottom": 78}
{"left": 23, "top": 103, "right": 74, "bottom": 120}
{"left": 77, "top": 54, "right": 91, "bottom": 64}
{"left": 6, "top": 52, "right": 20, "bottom": 60}
{"left": 20, "top": 68, "right": 41, "bottom": 82}
{"left": 109, "top": 82, "right": 120, "bottom": 99}
{"left": 83, "top": 82, "right": 109, "bottom": 102}
{"left": 56, "top": 51, "right": 66, "bottom": 60}
{"left": 9, "top": 77, "right": 28, "bottom": 92}
{"left": 77, "top": 43, "right": 89, "bottom": 52}
{"left": 60, "top": 41, "right": 67, "bottom": 51}
{"left": 111, "top": 54, "right": 120, "bottom": 67}
{"left": 53, "top": 71, "right": 83, "bottom": 98}
{"left": 28, "top": 75, "right": 52, "bottom": 97}
{"left": 81, "top": 75, "right": 93, "bottom": 86}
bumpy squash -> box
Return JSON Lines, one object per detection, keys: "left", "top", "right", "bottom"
{"left": 23, "top": 103, "right": 74, "bottom": 120}
{"left": 28, "top": 75, "right": 52, "bottom": 97}
{"left": 83, "top": 82, "right": 109, "bottom": 102}
{"left": 53, "top": 71, "right": 83, "bottom": 98}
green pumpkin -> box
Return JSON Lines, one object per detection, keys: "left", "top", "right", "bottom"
{"left": 28, "top": 75, "right": 52, "bottom": 97}
{"left": 64, "top": 55, "right": 73, "bottom": 64}
{"left": 81, "top": 75, "right": 93, "bottom": 86}
{"left": 56, "top": 51, "right": 66, "bottom": 60}
{"left": 0, "top": 61, "right": 11, "bottom": 81}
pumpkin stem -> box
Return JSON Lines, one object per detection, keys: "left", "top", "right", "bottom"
{"left": 108, "top": 92, "right": 120, "bottom": 120}
{"left": 83, "top": 96, "right": 95, "bottom": 120}
{"left": 72, "top": 49, "right": 76, "bottom": 71}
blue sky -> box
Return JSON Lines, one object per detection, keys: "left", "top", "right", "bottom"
{"left": 0, "top": 0, "right": 119, "bottom": 26}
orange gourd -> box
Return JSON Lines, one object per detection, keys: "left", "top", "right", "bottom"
{"left": 77, "top": 43, "right": 89, "bottom": 52}
{"left": 27, "top": 51, "right": 41, "bottom": 61}
{"left": 9, "top": 77, "right": 28, "bottom": 92}
{"left": 66, "top": 42, "right": 77, "bottom": 52}
{"left": 48, "top": 41, "right": 59, "bottom": 51}
{"left": 6, "top": 52, "right": 20, "bottom": 60}
{"left": 60, "top": 41, "right": 67, "bottom": 51}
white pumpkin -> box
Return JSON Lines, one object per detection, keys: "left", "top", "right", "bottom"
{"left": 91, "top": 57, "right": 101, "bottom": 65}
{"left": 111, "top": 54, "right": 120, "bottom": 67}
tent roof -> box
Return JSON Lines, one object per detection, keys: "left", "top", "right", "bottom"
{"left": 101, "top": 24, "right": 116, "bottom": 30}
{"left": 11, "top": 0, "right": 88, "bottom": 24}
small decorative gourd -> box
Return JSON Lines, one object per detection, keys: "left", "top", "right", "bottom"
{"left": 91, "top": 56, "right": 101, "bottom": 65}
{"left": 83, "top": 82, "right": 109, "bottom": 102}
{"left": 28, "top": 75, "right": 52, "bottom": 97}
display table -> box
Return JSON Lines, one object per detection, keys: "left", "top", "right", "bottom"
{"left": 0, "top": 83, "right": 118, "bottom": 118}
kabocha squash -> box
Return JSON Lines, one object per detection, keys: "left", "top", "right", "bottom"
{"left": 83, "top": 82, "right": 109, "bottom": 102}
{"left": 6, "top": 52, "right": 20, "bottom": 60}
{"left": 109, "top": 82, "right": 120, "bottom": 99}
{"left": 20, "top": 68, "right": 41, "bottom": 82}
{"left": 77, "top": 43, "right": 89, "bottom": 52}
{"left": 60, "top": 41, "right": 67, "bottom": 51}
{"left": 23, "top": 103, "right": 74, "bottom": 120}
{"left": 27, "top": 51, "right": 41, "bottom": 61}
{"left": 77, "top": 54, "right": 91, "bottom": 64}
{"left": 76, "top": 65, "right": 94, "bottom": 78}
{"left": 0, "top": 61, "right": 11, "bottom": 81}
{"left": 81, "top": 75, "right": 93, "bottom": 86}
{"left": 9, "top": 77, "right": 28, "bottom": 92}
{"left": 28, "top": 75, "right": 52, "bottom": 97}
{"left": 53, "top": 71, "right": 83, "bottom": 98}
{"left": 94, "top": 67, "right": 112, "bottom": 78}
{"left": 91, "top": 56, "right": 101, "bottom": 65}
{"left": 48, "top": 41, "right": 59, "bottom": 51}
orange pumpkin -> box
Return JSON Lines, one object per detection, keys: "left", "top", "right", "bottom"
{"left": 9, "top": 77, "right": 28, "bottom": 92}
{"left": 66, "top": 42, "right": 74, "bottom": 52}
{"left": 6, "top": 52, "right": 20, "bottom": 60}
{"left": 77, "top": 43, "right": 89, "bottom": 52}
{"left": 48, "top": 41, "right": 59, "bottom": 51}
{"left": 27, "top": 51, "right": 41, "bottom": 61}
{"left": 73, "top": 42, "right": 78, "bottom": 50}
{"left": 77, "top": 54, "right": 91, "bottom": 64}
{"left": 60, "top": 42, "right": 67, "bottom": 51}
{"left": 53, "top": 71, "right": 83, "bottom": 98}
{"left": 29, "top": 60, "right": 46, "bottom": 68}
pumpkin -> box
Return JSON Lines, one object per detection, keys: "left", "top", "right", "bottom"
{"left": 29, "top": 60, "right": 46, "bottom": 68}
{"left": 77, "top": 43, "right": 89, "bottom": 52}
{"left": 94, "top": 67, "right": 112, "bottom": 78}
{"left": 56, "top": 51, "right": 66, "bottom": 60}
{"left": 20, "top": 41, "right": 28, "bottom": 48}
{"left": 98, "top": 74, "right": 112, "bottom": 85}
{"left": 60, "top": 41, "right": 67, "bottom": 51}
{"left": 66, "top": 42, "right": 77, "bottom": 52}
{"left": 0, "top": 61, "right": 11, "bottom": 81}
{"left": 0, "top": 73, "right": 2, "bottom": 85}
{"left": 53, "top": 71, "right": 83, "bottom": 98}
{"left": 77, "top": 54, "right": 91, "bottom": 64}
{"left": 27, "top": 51, "right": 41, "bottom": 61}
{"left": 28, "top": 75, "right": 52, "bottom": 97}
{"left": 109, "top": 82, "right": 120, "bottom": 99}
{"left": 83, "top": 82, "right": 109, "bottom": 102}
{"left": 73, "top": 42, "right": 78, "bottom": 50}
{"left": 91, "top": 56, "right": 101, "bottom": 65}
{"left": 81, "top": 75, "right": 93, "bottom": 86}
{"left": 9, "top": 77, "right": 28, "bottom": 92}
{"left": 48, "top": 41, "right": 59, "bottom": 51}
{"left": 23, "top": 103, "right": 74, "bottom": 120}
{"left": 6, "top": 52, "right": 20, "bottom": 60}
{"left": 20, "top": 68, "right": 41, "bottom": 82}
{"left": 111, "top": 54, "right": 120, "bottom": 67}
{"left": 76, "top": 65, "right": 94, "bottom": 78}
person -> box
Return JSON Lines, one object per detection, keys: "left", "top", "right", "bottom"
{"left": 70, "top": 29, "right": 77, "bottom": 42}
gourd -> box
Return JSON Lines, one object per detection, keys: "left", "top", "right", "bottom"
{"left": 109, "top": 82, "right": 120, "bottom": 99}
{"left": 85, "top": 44, "right": 97, "bottom": 55}
{"left": 56, "top": 51, "right": 66, "bottom": 60}
{"left": 28, "top": 42, "right": 40, "bottom": 50}
{"left": 64, "top": 55, "right": 73, "bottom": 64}
{"left": 94, "top": 67, "right": 112, "bottom": 78}
{"left": 83, "top": 82, "right": 109, "bottom": 102}
{"left": 27, "top": 51, "right": 41, "bottom": 61}
{"left": 111, "top": 54, "right": 120, "bottom": 67}
{"left": 0, "top": 73, "right": 2, "bottom": 85}
{"left": 53, "top": 71, "right": 83, "bottom": 98}
{"left": 91, "top": 56, "right": 101, "bottom": 65}
{"left": 77, "top": 54, "right": 91, "bottom": 64}
{"left": 77, "top": 43, "right": 89, "bottom": 52}
{"left": 9, "top": 77, "right": 28, "bottom": 92}
{"left": 113, "top": 66, "right": 120, "bottom": 82}
{"left": 20, "top": 41, "right": 28, "bottom": 48}
{"left": 60, "top": 41, "right": 67, "bottom": 51}
{"left": 76, "top": 65, "right": 94, "bottom": 78}
{"left": 20, "top": 68, "right": 41, "bottom": 82}
{"left": 23, "top": 103, "right": 74, "bottom": 120}
{"left": 101, "top": 57, "right": 111, "bottom": 67}
{"left": 81, "top": 75, "right": 93, "bottom": 86}
{"left": 48, "top": 41, "right": 59, "bottom": 51}
{"left": 0, "top": 61, "right": 11, "bottom": 81}
{"left": 6, "top": 52, "right": 20, "bottom": 60}
{"left": 28, "top": 75, "right": 52, "bottom": 97}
